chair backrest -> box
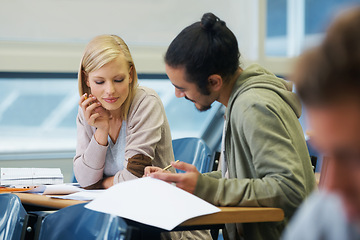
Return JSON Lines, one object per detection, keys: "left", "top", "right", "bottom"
{"left": 172, "top": 137, "right": 213, "bottom": 173}
{"left": 0, "top": 194, "right": 27, "bottom": 240}
{"left": 71, "top": 173, "right": 77, "bottom": 183}
{"left": 38, "top": 203, "right": 129, "bottom": 240}
{"left": 306, "top": 140, "right": 321, "bottom": 172}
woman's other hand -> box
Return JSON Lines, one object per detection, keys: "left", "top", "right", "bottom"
{"left": 84, "top": 176, "right": 114, "bottom": 189}
{"left": 102, "top": 176, "right": 115, "bottom": 189}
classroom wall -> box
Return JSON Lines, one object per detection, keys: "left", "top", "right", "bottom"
{"left": 0, "top": 0, "right": 271, "bottom": 74}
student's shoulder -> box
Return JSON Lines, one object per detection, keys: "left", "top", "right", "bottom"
{"left": 134, "top": 86, "right": 161, "bottom": 102}
{"left": 130, "top": 86, "right": 164, "bottom": 112}
{"left": 282, "top": 192, "right": 345, "bottom": 240}
{"left": 230, "top": 89, "right": 269, "bottom": 118}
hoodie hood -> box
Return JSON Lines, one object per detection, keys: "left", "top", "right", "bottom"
{"left": 227, "top": 64, "right": 302, "bottom": 118}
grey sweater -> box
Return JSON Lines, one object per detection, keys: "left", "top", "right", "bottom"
{"left": 73, "top": 86, "right": 174, "bottom": 187}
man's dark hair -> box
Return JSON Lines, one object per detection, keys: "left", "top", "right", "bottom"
{"left": 165, "top": 12, "right": 240, "bottom": 95}
{"left": 294, "top": 7, "right": 360, "bottom": 105}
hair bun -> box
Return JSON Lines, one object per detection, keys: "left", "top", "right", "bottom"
{"left": 201, "top": 13, "right": 224, "bottom": 30}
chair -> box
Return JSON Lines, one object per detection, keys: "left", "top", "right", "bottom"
{"left": 38, "top": 203, "right": 130, "bottom": 240}
{"left": 172, "top": 137, "right": 213, "bottom": 174}
{"left": 306, "top": 140, "right": 320, "bottom": 172}
{"left": 71, "top": 173, "right": 77, "bottom": 183}
{"left": 173, "top": 138, "right": 220, "bottom": 239}
{"left": 0, "top": 194, "right": 27, "bottom": 240}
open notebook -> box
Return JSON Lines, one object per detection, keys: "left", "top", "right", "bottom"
{"left": 0, "top": 168, "right": 64, "bottom": 186}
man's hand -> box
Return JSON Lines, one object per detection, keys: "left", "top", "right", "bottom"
{"left": 143, "top": 166, "right": 165, "bottom": 177}
{"left": 150, "top": 161, "right": 200, "bottom": 194}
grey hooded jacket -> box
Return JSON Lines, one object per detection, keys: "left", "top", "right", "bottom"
{"left": 194, "top": 64, "right": 316, "bottom": 240}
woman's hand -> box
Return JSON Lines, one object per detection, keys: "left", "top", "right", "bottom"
{"left": 79, "top": 94, "right": 110, "bottom": 130}
{"left": 101, "top": 176, "right": 115, "bottom": 189}
{"left": 79, "top": 94, "right": 110, "bottom": 145}
{"left": 83, "top": 176, "right": 114, "bottom": 189}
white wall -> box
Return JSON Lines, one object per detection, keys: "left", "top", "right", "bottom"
{"left": 0, "top": 0, "right": 294, "bottom": 74}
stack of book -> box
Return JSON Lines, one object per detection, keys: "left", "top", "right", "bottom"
{"left": 0, "top": 168, "right": 63, "bottom": 186}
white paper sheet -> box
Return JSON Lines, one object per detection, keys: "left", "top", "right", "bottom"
{"left": 50, "top": 190, "right": 106, "bottom": 201}
{"left": 42, "top": 184, "right": 83, "bottom": 195}
{"left": 21, "top": 184, "right": 83, "bottom": 195}
{"left": 85, "top": 177, "right": 220, "bottom": 231}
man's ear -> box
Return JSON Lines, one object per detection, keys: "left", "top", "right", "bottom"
{"left": 208, "top": 74, "right": 223, "bottom": 91}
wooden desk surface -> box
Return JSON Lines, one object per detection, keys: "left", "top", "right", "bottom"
{"left": 12, "top": 193, "right": 284, "bottom": 226}
{"left": 13, "top": 192, "right": 87, "bottom": 209}
{"left": 181, "top": 206, "right": 284, "bottom": 226}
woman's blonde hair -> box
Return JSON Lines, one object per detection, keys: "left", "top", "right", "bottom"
{"left": 78, "top": 34, "right": 138, "bottom": 120}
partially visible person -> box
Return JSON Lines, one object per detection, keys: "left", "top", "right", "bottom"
{"left": 282, "top": 7, "right": 360, "bottom": 240}
{"left": 145, "top": 12, "right": 316, "bottom": 240}
{"left": 74, "top": 35, "right": 174, "bottom": 188}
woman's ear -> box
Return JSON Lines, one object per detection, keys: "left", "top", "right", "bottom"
{"left": 83, "top": 71, "right": 90, "bottom": 88}
{"left": 129, "top": 65, "right": 134, "bottom": 84}
{"left": 208, "top": 74, "right": 223, "bottom": 92}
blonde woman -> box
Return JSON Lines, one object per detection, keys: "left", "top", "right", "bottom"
{"left": 74, "top": 35, "right": 174, "bottom": 189}
{"left": 73, "top": 35, "right": 211, "bottom": 239}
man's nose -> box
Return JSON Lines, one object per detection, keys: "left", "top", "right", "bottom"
{"left": 175, "top": 88, "right": 185, "bottom": 98}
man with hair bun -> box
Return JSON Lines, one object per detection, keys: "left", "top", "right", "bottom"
{"left": 145, "top": 12, "right": 316, "bottom": 240}
{"left": 282, "top": 7, "right": 360, "bottom": 240}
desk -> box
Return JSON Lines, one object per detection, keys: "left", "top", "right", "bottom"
{"left": 13, "top": 192, "right": 87, "bottom": 209}
{"left": 13, "top": 192, "right": 284, "bottom": 226}
{"left": 10, "top": 193, "right": 284, "bottom": 239}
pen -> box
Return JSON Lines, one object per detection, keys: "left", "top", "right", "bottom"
{"left": 163, "top": 160, "right": 180, "bottom": 171}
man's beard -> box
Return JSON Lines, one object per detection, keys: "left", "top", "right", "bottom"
{"left": 196, "top": 104, "right": 212, "bottom": 112}
{"left": 184, "top": 95, "right": 212, "bottom": 112}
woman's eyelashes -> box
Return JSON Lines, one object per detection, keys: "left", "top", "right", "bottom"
{"left": 94, "top": 79, "right": 124, "bottom": 84}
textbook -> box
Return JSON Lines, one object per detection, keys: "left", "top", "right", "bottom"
{"left": 0, "top": 168, "right": 64, "bottom": 186}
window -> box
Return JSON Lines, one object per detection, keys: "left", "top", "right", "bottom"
{"left": 265, "top": 0, "right": 359, "bottom": 136}
{"left": 266, "top": 0, "right": 359, "bottom": 57}
{"left": 0, "top": 78, "right": 78, "bottom": 159}
{"left": 0, "top": 76, "right": 224, "bottom": 159}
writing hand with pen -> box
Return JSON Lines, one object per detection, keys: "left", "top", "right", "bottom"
{"left": 144, "top": 160, "right": 200, "bottom": 194}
